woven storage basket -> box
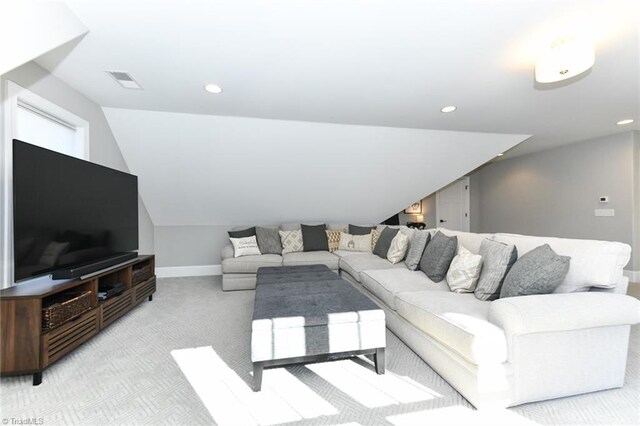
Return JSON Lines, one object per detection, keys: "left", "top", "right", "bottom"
{"left": 42, "top": 291, "right": 92, "bottom": 329}
{"left": 132, "top": 263, "right": 152, "bottom": 285}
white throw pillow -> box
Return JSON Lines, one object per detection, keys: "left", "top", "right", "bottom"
{"left": 446, "top": 244, "right": 483, "bottom": 293}
{"left": 338, "top": 232, "right": 372, "bottom": 252}
{"left": 387, "top": 232, "right": 410, "bottom": 264}
{"left": 279, "top": 229, "right": 304, "bottom": 254}
{"left": 230, "top": 236, "right": 261, "bottom": 258}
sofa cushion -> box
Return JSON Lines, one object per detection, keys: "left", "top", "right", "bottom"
{"left": 228, "top": 227, "right": 256, "bottom": 239}
{"left": 361, "top": 269, "right": 448, "bottom": 310}
{"left": 332, "top": 250, "right": 371, "bottom": 259}
{"left": 475, "top": 239, "right": 517, "bottom": 301}
{"left": 340, "top": 254, "right": 406, "bottom": 282}
{"left": 222, "top": 254, "right": 283, "bottom": 274}
{"left": 373, "top": 227, "right": 399, "bottom": 258}
{"left": 419, "top": 231, "right": 458, "bottom": 282}
{"left": 256, "top": 226, "right": 283, "bottom": 255}
{"left": 500, "top": 244, "right": 570, "bottom": 298}
{"left": 404, "top": 231, "right": 430, "bottom": 271}
{"left": 349, "top": 224, "right": 375, "bottom": 235}
{"left": 493, "top": 233, "right": 631, "bottom": 292}
{"left": 282, "top": 251, "right": 340, "bottom": 270}
{"left": 394, "top": 291, "right": 508, "bottom": 365}
{"left": 301, "top": 224, "right": 329, "bottom": 252}
{"left": 438, "top": 228, "right": 494, "bottom": 254}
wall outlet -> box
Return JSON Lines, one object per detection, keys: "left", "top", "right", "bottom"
{"left": 594, "top": 209, "right": 615, "bottom": 217}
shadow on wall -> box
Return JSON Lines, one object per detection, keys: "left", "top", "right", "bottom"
{"left": 398, "top": 194, "right": 437, "bottom": 228}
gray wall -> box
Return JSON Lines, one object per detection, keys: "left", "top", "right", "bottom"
{"left": 634, "top": 131, "right": 640, "bottom": 270}
{"left": 470, "top": 131, "right": 637, "bottom": 270}
{"left": 155, "top": 226, "right": 229, "bottom": 267}
{"left": 2, "top": 61, "right": 154, "bottom": 256}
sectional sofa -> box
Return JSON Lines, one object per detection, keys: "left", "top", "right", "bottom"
{"left": 220, "top": 225, "right": 640, "bottom": 409}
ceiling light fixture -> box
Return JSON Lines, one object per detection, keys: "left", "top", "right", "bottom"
{"left": 441, "top": 106, "right": 457, "bottom": 113}
{"left": 535, "top": 37, "right": 595, "bottom": 83}
{"left": 497, "top": 153, "right": 504, "bottom": 157}
{"left": 204, "top": 84, "right": 223, "bottom": 94}
{"left": 616, "top": 119, "right": 634, "bottom": 125}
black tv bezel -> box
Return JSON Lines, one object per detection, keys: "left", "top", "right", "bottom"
{"left": 12, "top": 139, "right": 139, "bottom": 282}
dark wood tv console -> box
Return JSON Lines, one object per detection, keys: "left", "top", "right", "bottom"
{"left": 0, "top": 255, "right": 156, "bottom": 385}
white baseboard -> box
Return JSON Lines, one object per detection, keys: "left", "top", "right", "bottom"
{"left": 623, "top": 270, "right": 640, "bottom": 282}
{"left": 156, "top": 264, "right": 221, "bottom": 278}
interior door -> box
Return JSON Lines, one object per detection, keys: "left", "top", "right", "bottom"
{"left": 436, "top": 178, "right": 470, "bottom": 231}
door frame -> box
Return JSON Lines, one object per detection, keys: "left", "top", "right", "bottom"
{"left": 435, "top": 177, "right": 470, "bottom": 231}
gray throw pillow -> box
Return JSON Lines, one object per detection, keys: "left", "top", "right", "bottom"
{"left": 349, "top": 224, "right": 374, "bottom": 235}
{"left": 419, "top": 231, "right": 457, "bottom": 282}
{"left": 500, "top": 244, "right": 570, "bottom": 298}
{"left": 228, "top": 227, "right": 256, "bottom": 238}
{"left": 373, "top": 227, "right": 399, "bottom": 258}
{"left": 405, "top": 231, "right": 431, "bottom": 271}
{"left": 475, "top": 239, "right": 518, "bottom": 301}
{"left": 255, "top": 227, "right": 282, "bottom": 255}
{"left": 301, "top": 224, "right": 329, "bottom": 252}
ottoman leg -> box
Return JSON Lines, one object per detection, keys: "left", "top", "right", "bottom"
{"left": 374, "top": 348, "right": 385, "bottom": 374}
{"left": 253, "top": 362, "right": 263, "bottom": 391}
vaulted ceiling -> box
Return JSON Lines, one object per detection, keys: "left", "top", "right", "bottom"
{"left": 19, "top": 0, "right": 640, "bottom": 225}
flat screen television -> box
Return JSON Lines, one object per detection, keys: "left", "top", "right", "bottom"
{"left": 13, "top": 139, "right": 138, "bottom": 282}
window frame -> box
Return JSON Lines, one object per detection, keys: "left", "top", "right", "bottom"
{"left": 1, "top": 80, "right": 90, "bottom": 287}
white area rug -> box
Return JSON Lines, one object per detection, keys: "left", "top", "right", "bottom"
{"left": 1, "top": 276, "right": 638, "bottom": 425}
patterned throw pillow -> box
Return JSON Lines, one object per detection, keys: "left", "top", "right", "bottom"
{"left": 446, "top": 245, "right": 483, "bottom": 293}
{"left": 371, "top": 229, "right": 382, "bottom": 251}
{"left": 474, "top": 239, "right": 518, "bottom": 301}
{"left": 279, "top": 230, "right": 304, "bottom": 254}
{"left": 405, "top": 231, "right": 430, "bottom": 271}
{"left": 338, "top": 232, "right": 372, "bottom": 252}
{"left": 326, "top": 230, "right": 341, "bottom": 252}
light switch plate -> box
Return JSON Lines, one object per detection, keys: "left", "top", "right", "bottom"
{"left": 595, "top": 209, "right": 615, "bottom": 217}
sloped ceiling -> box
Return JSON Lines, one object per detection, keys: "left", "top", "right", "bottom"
{"left": 0, "top": 2, "right": 87, "bottom": 75}
{"left": 104, "top": 107, "right": 528, "bottom": 225}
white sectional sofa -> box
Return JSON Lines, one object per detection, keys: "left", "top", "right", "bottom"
{"left": 220, "top": 225, "right": 640, "bottom": 409}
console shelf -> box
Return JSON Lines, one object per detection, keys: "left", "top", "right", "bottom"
{"left": 0, "top": 255, "right": 155, "bottom": 385}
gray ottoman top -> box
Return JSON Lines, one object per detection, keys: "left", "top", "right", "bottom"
{"left": 253, "top": 265, "right": 383, "bottom": 329}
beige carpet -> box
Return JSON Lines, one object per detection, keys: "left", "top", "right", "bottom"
{"left": 1, "top": 276, "right": 638, "bottom": 425}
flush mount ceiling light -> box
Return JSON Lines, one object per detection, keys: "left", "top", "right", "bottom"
{"left": 441, "top": 106, "right": 457, "bottom": 113}
{"left": 204, "top": 84, "right": 223, "bottom": 94}
{"left": 497, "top": 153, "right": 504, "bottom": 157}
{"left": 535, "top": 37, "right": 595, "bottom": 83}
{"left": 616, "top": 119, "right": 634, "bottom": 125}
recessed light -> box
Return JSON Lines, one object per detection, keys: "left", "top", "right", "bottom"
{"left": 497, "top": 153, "right": 504, "bottom": 157}
{"left": 441, "top": 106, "right": 457, "bottom": 113}
{"left": 204, "top": 84, "right": 223, "bottom": 94}
{"left": 616, "top": 119, "right": 634, "bottom": 125}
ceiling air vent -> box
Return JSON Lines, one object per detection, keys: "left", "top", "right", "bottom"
{"left": 106, "top": 70, "right": 142, "bottom": 89}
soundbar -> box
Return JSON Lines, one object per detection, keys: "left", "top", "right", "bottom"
{"left": 51, "top": 252, "right": 138, "bottom": 280}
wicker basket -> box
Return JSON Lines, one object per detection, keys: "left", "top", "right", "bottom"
{"left": 42, "top": 291, "right": 92, "bottom": 330}
{"left": 132, "top": 263, "right": 152, "bottom": 285}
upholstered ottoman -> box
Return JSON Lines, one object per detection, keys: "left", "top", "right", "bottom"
{"left": 251, "top": 265, "right": 386, "bottom": 391}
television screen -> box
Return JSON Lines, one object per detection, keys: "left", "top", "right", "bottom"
{"left": 13, "top": 139, "right": 138, "bottom": 282}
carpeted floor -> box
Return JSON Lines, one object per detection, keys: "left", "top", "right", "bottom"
{"left": 1, "top": 276, "right": 638, "bottom": 425}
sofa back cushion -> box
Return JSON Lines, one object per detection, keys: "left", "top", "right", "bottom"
{"left": 493, "top": 233, "right": 631, "bottom": 292}
{"left": 419, "top": 231, "right": 458, "bottom": 282}
{"left": 301, "top": 224, "right": 329, "bottom": 252}
{"left": 437, "top": 228, "right": 494, "bottom": 254}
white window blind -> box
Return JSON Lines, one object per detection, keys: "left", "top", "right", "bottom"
{"left": 15, "top": 101, "right": 82, "bottom": 158}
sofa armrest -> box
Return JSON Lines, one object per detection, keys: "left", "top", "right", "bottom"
{"left": 489, "top": 293, "right": 640, "bottom": 336}
{"left": 221, "top": 244, "right": 235, "bottom": 262}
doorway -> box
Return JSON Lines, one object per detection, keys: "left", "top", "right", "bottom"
{"left": 436, "top": 177, "right": 470, "bottom": 232}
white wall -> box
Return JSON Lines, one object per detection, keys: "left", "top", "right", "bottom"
{"left": 470, "top": 131, "right": 637, "bottom": 270}
{"left": 1, "top": 62, "right": 154, "bottom": 285}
